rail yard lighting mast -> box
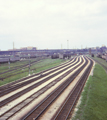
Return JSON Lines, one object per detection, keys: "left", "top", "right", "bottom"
{"left": 28, "top": 54, "right": 31, "bottom": 76}
{"left": 67, "top": 40, "right": 69, "bottom": 49}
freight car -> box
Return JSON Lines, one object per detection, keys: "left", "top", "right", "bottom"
{"left": 96, "top": 53, "right": 107, "bottom": 62}
{"left": 96, "top": 53, "right": 102, "bottom": 58}
{"left": 0, "top": 56, "right": 20, "bottom": 63}
{"left": 10, "top": 57, "right": 20, "bottom": 62}
{"left": 51, "top": 53, "right": 59, "bottom": 59}
{"left": 0, "top": 58, "right": 9, "bottom": 63}
{"left": 63, "top": 53, "right": 71, "bottom": 59}
{"left": 91, "top": 54, "right": 94, "bottom": 57}
{"left": 102, "top": 55, "right": 106, "bottom": 60}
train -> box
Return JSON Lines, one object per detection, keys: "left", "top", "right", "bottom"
{"left": 91, "top": 54, "right": 94, "bottom": 57}
{"left": 0, "top": 56, "right": 20, "bottom": 63}
{"left": 96, "top": 53, "right": 107, "bottom": 62}
{"left": 51, "top": 53, "right": 72, "bottom": 59}
{"left": 51, "top": 53, "right": 59, "bottom": 59}
{"left": 0, "top": 58, "right": 9, "bottom": 63}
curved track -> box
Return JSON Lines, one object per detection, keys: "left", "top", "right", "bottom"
{"left": 0, "top": 57, "right": 75, "bottom": 95}
{"left": 0, "top": 56, "right": 94, "bottom": 120}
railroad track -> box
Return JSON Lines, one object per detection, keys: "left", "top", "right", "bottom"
{"left": 0, "top": 58, "right": 81, "bottom": 107}
{"left": 21, "top": 56, "right": 88, "bottom": 120}
{"left": 0, "top": 58, "right": 45, "bottom": 80}
{"left": 0, "top": 56, "right": 94, "bottom": 120}
{"left": 51, "top": 57, "right": 93, "bottom": 120}
{"left": 0, "top": 57, "right": 75, "bottom": 94}
{"left": 91, "top": 57, "right": 107, "bottom": 71}
{"left": 0, "top": 57, "right": 72, "bottom": 90}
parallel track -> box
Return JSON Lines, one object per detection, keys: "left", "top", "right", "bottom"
{"left": 0, "top": 57, "right": 81, "bottom": 107}
{"left": 0, "top": 58, "right": 76, "bottom": 96}
{"left": 0, "top": 56, "right": 93, "bottom": 120}
{"left": 51, "top": 57, "right": 93, "bottom": 120}
{"left": 0, "top": 58, "right": 71, "bottom": 91}
{"left": 0, "top": 58, "right": 44, "bottom": 80}
{"left": 21, "top": 57, "right": 92, "bottom": 120}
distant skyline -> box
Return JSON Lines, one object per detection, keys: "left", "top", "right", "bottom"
{"left": 0, "top": 0, "right": 107, "bottom": 50}
{"left": 2, "top": 44, "right": 106, "bottom": 51}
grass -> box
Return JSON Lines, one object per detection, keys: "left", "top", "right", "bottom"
{"left": 0, "top": 58, "right": 65, "bottom": 86}
{"left": 72, "top": 64, "right": 107, "bottom": 120}
{"left": 90, "top": 55, "right": 107, "bottom": 68}
{"left": 30, "top": 59, "right": 65, "bottom": 73}
{"left": 0, "top": 59, "right": 37, "bottom": 73}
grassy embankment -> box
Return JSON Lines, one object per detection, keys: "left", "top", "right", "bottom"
{"left": 0, "top": 58, "right": 65, "bottom": 86}
{"left": 90, "top": 56, "right": 107, "bottom": 69}
{"left": 72, "top": 62, "right": 107, "bottom": 120}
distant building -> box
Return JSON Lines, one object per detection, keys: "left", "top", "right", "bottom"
{"left": 96, "top": 47, "right": 100, "bottom": 49}
{"left": 20, "top": 47, "right": 27, "bottom": 50}
{"left": 20, "top": 46, "right": 37, "bottom": 50}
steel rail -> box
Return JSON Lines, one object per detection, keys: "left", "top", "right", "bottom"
{"left": 91, "top": 57, "right": 107, "bottom": 71}
{"left": 0, "top": 57, "right": 76, "bottom": 95}
{"left": 0, "top": 60, "right": 43, "bottom": 80}
{"left": 0, "top": 59, "right": 43, "bottom": 75}
{"left": 52, "top": 57, "right": 93, "bottom": 120}
{"left": 0, "top": 59, "right": 45, "bottom": 81}
{"left": 0, "top": 57, "right": 80, "bottom": 107}
{"left": 21, "top": 57, "right": 87, "bottom": 120}
{"left": 0, "top": 57, "right": 73, "bottom": 91}
{"left": 0, "top": 57, "right": 74, "bottom": 91}
{"left": 0, "top": 57, "right": 83, "bottom": 119}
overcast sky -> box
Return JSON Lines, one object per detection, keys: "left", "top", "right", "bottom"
{"left": 0, "top": 0, "right": 107, "bottom": 50}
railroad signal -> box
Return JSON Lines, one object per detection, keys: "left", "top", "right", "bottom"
{"left": 8, "top": 60, "right": 10, "bottom": 69}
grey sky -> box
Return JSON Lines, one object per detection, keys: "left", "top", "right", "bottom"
{"left": 0, "top": 0, "right": 107, "bottom": 50}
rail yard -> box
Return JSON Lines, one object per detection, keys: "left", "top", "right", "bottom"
{"left": 0, "top": 55, "right": 94, "bottom": 120}
{"left": 0, "top": 57, "right": 45, "bottom": 81}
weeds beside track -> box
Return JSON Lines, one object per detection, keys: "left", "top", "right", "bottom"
{"left": 72, "top": 64, "right": 107, "bottom": 120}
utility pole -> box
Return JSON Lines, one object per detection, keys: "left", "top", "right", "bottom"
{"left": 28, "top": 54, "right": 31, "bottom": 76}
{"left": 81, "top": 45, "right": 83, "bottom": 49}
{"left": 13, "top": 42, "right": 14, "bottom": 50}
{"left": 61, "top": 44, "right": 62, "bottom": 49}
{"left": 13, "top": 42, "right": 15, "bottom": 57}
{"left": 67, "top": 40, "right": 69, "bottom": 49}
